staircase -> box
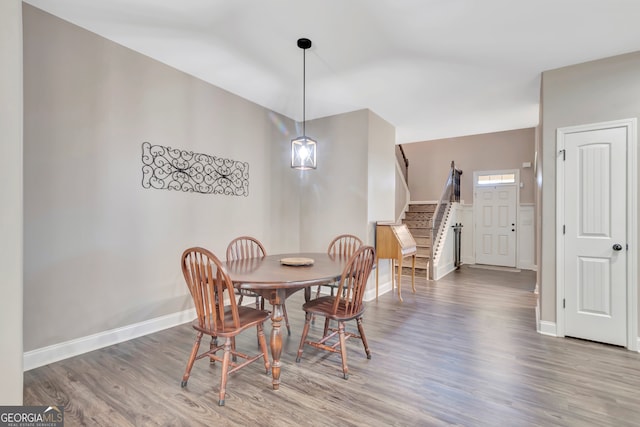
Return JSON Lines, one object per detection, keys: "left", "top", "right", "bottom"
{"left": 393, "top": 160, "right": 462, "bottom": 280}
{"left": 401, "top": 202, "right": 436, "bottom": 276}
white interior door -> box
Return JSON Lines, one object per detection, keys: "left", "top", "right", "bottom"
{"left": 474, "top": 182, "right": 517, "bottom": 267}
{"left": 562, "top": 126, "right": 627, "bottom": 346}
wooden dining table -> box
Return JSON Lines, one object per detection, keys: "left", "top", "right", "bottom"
{"left": 224, "top": 252, "right": 349, "bottom": 390}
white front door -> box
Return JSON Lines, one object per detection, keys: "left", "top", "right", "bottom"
{"left": 474, "top": 182, "right": 517, "bottom": 267}
{"left": 561, "top": 126, "right": 627, "bottom": 346}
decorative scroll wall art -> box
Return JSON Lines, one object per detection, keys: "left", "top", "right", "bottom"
{"left": 141, "top": 142, "right": 249, "bottom": 196}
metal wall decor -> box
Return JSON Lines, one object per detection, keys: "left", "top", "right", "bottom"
{"left": 141, "top": 142, "right": 249, "bottom": 196}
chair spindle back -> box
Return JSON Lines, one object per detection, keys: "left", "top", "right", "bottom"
{"left": 226, "top": 236, "right": 267, "bottom": 261}
{"left": 181, "top": 247, "right": 239, "bottom": 332}
{"left": 327, "top": 234, "right": 363, "bottom": 259}
{"left": 332, "top": 246, "right": 375, "bottom": 317}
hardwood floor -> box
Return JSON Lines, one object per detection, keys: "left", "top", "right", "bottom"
{"left": 24, "top": 266, "right": 640, "bottom": 426}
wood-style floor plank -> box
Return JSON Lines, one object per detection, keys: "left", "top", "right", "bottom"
{"left": 24, "top": 266, "right": 640, "bottom": 426}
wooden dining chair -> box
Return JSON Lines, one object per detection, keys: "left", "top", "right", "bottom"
{"left": 226, "top": 236, "right": 291, "bottom": 336}
{"left": 311, "top": 234, "right": 363, "bottom": 325}
{"left": 296, "top": 245, "right": 376, "bottom": 379}
{"left": 315, "top": 234, "right": 363, "bottom": 298}
{"left": 180, "top": 247, "right": 270, "bottom": 406}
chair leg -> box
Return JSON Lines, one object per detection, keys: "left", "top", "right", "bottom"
{"left": 218, "top": 337, "right": 232, "bottom": 406}
{"left": 282, "top": 302, "right": 291, "bottom": 336}
{"left": 296, "top": 312, "right": 313, "bottom": 363}
{"left": 255, "top": 296, "right": 267, "bottom": 347}
{"left": 231, "top": 337, "right": 237, "bottom": 362}
{"left": 209, "top": 336, "right": 218, "bottom": 365}
{"left": 323, "top": 317, "right": 331, "bottom": 338}
{"left": 312, "top": 286, "right": 322, "bottom": 324}
{"left": 181, "top": 332, "right": 203, "bottom": 387}
{"left": 338, "top": 322, "right": 349, "bottom": 380}
{"left": 356, "top": 317, "right": 371, "bottom": 359}
{"left": 257, "top": 323, "right": 271, "bottom": 374}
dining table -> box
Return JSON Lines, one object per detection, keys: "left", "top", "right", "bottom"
{"left": 224, "top": 252, "right": 349, "bottom": 390}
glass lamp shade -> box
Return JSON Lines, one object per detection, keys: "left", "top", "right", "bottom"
{"left": 291, "top": 136, "right": 317, "bottom": 170}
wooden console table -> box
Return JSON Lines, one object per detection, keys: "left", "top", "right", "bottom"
{"left": 375, "top": 223, "right": 417, "bottom": 302}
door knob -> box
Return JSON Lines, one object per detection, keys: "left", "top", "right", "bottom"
{"left": 613, "top": 244, "right": 623, "bottom": 251}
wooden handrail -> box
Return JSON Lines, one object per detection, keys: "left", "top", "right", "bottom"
{"left": 396, "top": 144, "right": 409, "bottom": 185}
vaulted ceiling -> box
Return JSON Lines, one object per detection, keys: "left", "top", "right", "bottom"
{"left": 23, "top": 0, "right": 640, "bottom": 143}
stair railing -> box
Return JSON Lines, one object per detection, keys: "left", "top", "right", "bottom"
{"left": 428, "top": 161, "right": 463, "bottom": 279}
{"left": 396, "top": 144, "right": 409, "bottom": 186}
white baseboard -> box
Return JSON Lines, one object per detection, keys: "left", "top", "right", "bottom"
{"left": 24, "top": 308, "right": 196, "bottom": 371}
{"left": 365, "top": 279, "right": 392, "bottom": 302}
{"left": 538, "top": 320, "right": 557, "bottom": 337}
{"left": 22, "top": 282, "right": 399, "bottom": 371}
{"left": 518, "top": 262, "right": 537, "bottom": 271}
{"left": 535, "top": 302, "right": 557, "bottom": 336}
{"left": 435, "top": 260, "right": 455, "bottom": 280}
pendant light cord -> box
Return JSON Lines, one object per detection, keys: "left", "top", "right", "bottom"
{"left": 302, "top": 46, "right": 306, "bottom": 137}
{"left": 297, "top": 38, "right": 312, "bottom": 138}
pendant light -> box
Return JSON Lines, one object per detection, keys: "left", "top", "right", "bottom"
{"left": 291, "top": 38, "right": 317, "bottom": 170}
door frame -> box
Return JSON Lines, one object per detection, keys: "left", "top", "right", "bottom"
{"left": 556, "top": 118, "right": 638, "bottom": 351}
{"left": 473, "top": 169, "right": 520, "bottom": 267}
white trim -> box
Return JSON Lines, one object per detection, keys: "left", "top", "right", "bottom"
{"left": 395, "top": 158, "right": 410, "bottom": 223}
{"left": 24, "top": 308, "right": 196, "bottom": 371}
{"left": 458, "top": 204, "right": 475, "bottom": 265}
{"left": 435, "top": 259, "right": 455, "bottom": 280}
{"left": 556, "top": 118, "right": 638, "bottom": 351}
{"left": 473, "top": 169, "right": 520, "bottom": 187}
{"left": 409, "top": 200, "right": 439, "bottom": 205}
{"left": 433, "top": 203, "right": 458, "bottom": 280}
{"left": 365, "top": 278, "right": 392, "bottom": 302}
{"left": 459, "top": 202, "right": 536, "bottom": 270}
{"left": 473, "top": 169, "right": 520, "bottom": 268}
{"left": 538, "top": 321, "right": 558, "bottom": 337}
{"left": 556, "top": 128, "right": 566, "bottom": 337}
{"left": 626, "top": 119, "right": 638, "bottom": 351}
{"left": 536, "top": 304, "right": 557, "bottom": 336}
{"left": 22, "top": 273, "right": 398, "bottom": 371}
{"left": 518, "top": 204, "right": 535, "bottom": 270}
{"left": 325, "top": 279, "right": 393, "bottom": 301}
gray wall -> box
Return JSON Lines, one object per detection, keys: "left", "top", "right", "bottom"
{"left": 402, "top": 128, "right": 536, "bottom": 204}
{"left": 540, "top": 52, "right": 640, "bottom": 327}
{"left": 368, "top": 110, "right": 397, "bottom": 228}
{"left": 0, "top": 0, "right": 24, "bottom": 405}
{"left": 23, "top": 4, "right": 293, "bottom": 351}
{"left": 299, "top": 110, "right": 370, "bottom": 250}
{"left": 298, "top": 109, "right": 396, "bottom": 251}
{"left": 22, "top": 4, "right": 395, "bottom": 357}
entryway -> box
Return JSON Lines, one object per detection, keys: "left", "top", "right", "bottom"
{"left": 473, "top": 170, "right": 519, "bottom": 268}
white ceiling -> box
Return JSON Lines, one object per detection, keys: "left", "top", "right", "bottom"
{"left": 23, "top": 0, "right": 640, "bottom": 144}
